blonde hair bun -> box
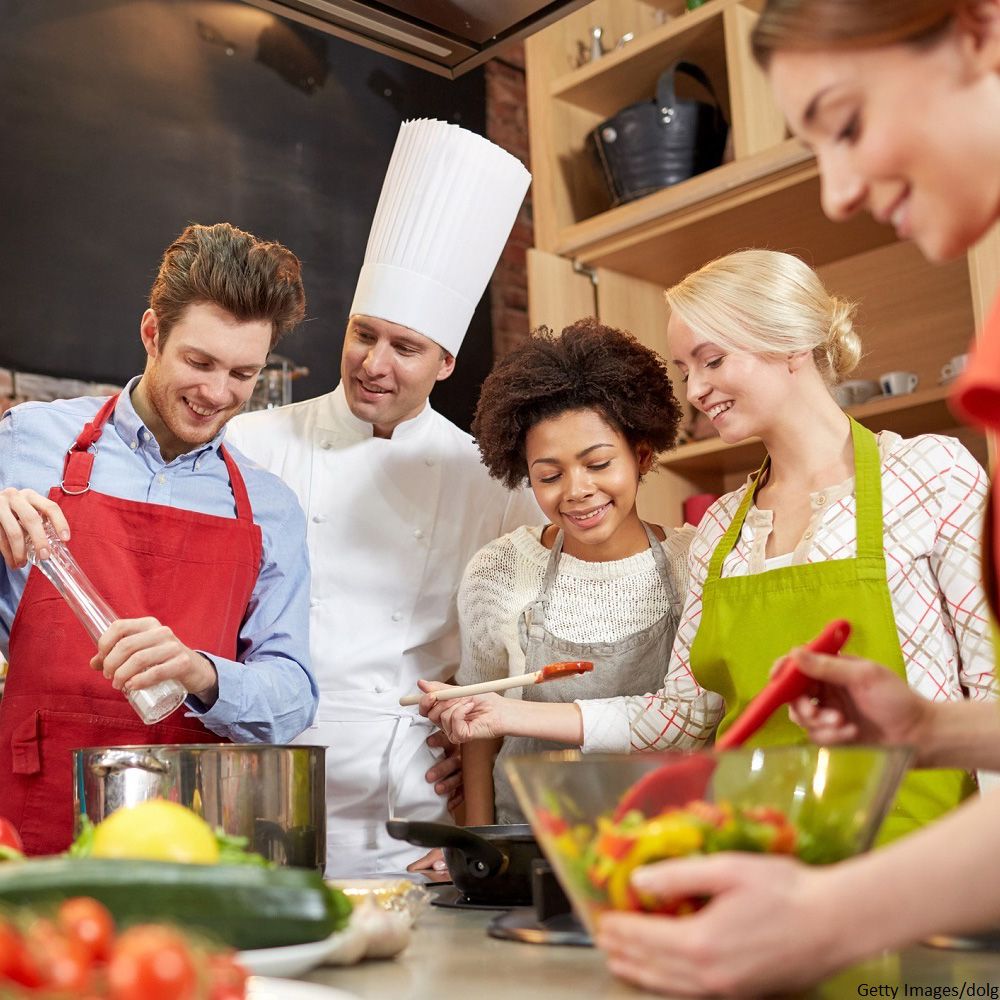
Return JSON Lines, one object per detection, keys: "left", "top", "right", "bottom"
{"left": 824, "top": 297, "right": 862, "bottom": 382}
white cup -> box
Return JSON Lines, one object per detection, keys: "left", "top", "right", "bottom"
{"left": 879, "top": 371, "right": 919, "bottom": 397}
{"left": 832, "top": 379, "right": 880, "bottom": 408}
{"left": 940, "top": 353, "right": 969, "bottom": 383}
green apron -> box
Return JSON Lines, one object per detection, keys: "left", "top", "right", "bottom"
{"left": 689, "top": 418, "right": 974, "bottom": 843}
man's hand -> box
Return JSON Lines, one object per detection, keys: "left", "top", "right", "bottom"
{"left": 418, "top": 680, "right": 511, "bottom": 743}
{"left": 787, "top": 649, "right": 931, "bottom": 759}
{"left": 406, "top": 848, "right": 451, "bottom": 882}
{"left": 425, "top": 729, "right": 464, "bottom": 813}
{"left": 91, "top": 618, "right": 218, "bottom": 704}
{"left": 0, "top": 488, "right": 70, "bottom": 569}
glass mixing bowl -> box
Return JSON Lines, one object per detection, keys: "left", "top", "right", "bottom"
{"left": 506, "top": 745, "right": 911, "bottom": 934}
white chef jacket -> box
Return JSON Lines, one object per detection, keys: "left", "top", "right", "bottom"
{"left": 226, "top": 384, "right": 541, "bottom": 874}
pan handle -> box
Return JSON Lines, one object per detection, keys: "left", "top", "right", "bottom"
{"left": 385, "top": 819, "right": 506, "bottom": 879}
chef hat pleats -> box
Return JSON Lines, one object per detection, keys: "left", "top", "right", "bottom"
{"left": 350, "top": 119, "right": 532, "bottom": 357}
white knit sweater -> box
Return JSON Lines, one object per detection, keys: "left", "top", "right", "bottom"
{"left": 456, "top": 524, "right": 694, "bottom": 693}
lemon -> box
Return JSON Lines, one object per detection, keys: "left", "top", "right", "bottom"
{"left": 91, "top": 799, "right": 220, "bottom": 864}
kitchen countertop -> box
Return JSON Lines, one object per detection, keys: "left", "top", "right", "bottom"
{"left": 302, "top": 893, "right": 1000, "bottom": 999}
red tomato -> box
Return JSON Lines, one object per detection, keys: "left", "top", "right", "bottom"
{"left": 0, "top": 816, "right": 23, "bottom": 857}
{"left": 57, "top": 897, "right": 116, "bottom": 964}
{"left": 107, "top": 925, "right": 199, "bottom": 1000}
{"left": 0, "top": 920, "right": 43, "bottom": 988}
{"left": 25, "top": 917, "right": 93, "bottom": 993}
{"left": 207, "top": 951, "right": 249, "bottom": 1000}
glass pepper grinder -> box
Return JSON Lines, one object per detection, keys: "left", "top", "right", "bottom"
{"left": 26, "top": 521, "right": 187, "bottom": 724}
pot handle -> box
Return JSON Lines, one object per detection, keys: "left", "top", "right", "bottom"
{"left": 88, "top": 749, "right": 170, "bottom": 777}
{"left": 385, "top": 819, "right": 506, "bottom": 879}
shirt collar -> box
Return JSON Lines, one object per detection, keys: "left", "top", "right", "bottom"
{"left": 330, "top": 381, "right": 434, "bottom": 442}
{"left": 112, "top": 376, "right": 223, "bottom": 464}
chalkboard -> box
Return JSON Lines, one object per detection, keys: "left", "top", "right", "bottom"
{"left": 0, "top": 0, "right": 491, "bottom": 431}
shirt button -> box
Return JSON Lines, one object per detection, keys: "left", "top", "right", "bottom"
{"left": 310, "top": 598, "right": 320, "bottom": 608}
{"left": 321, "top": 440, "right": 333, "bottom": 450}
{"left": 803, "top": 529, "right": 813, "bottom": 540}
{"left": 425, "top": 457, "right": 435, "bottom": 467}
{"left": 157, "top": 474, "right": 166, "bottom": 485}
{"left": 130, "top": 440, "right": 138, "bottom": 451}
{"left": 374, "top": 683, "right": 386, "bottom": 694}
{"left": 816, "top": 494, "right": 827, "bottom": 506}
{"left": 414, "top": 528, "right": 424, "bottom": 540}
{"left": 391, "top": 611, "right": 403, "bottom": 622}
{"left": 312, "top": 514, "right": 327, "bottom": 524}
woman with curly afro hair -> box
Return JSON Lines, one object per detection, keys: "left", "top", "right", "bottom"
{"left": 450, "top": 317, "right": 696, "bottom": 826}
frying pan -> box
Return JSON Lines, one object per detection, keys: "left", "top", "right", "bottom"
{"left": 386, "top": 819, "right": 541, "bottom": 905}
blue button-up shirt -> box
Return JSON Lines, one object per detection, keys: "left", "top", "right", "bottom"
{"left": 0, "top": 379, "right": 317, "bottom": 743}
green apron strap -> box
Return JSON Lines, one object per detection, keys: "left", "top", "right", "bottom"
{"left": 849, "top": 418, "right": 885, "bottom": 561}
{"left": 706, "top": 460, "right": 768, "bottom": 583}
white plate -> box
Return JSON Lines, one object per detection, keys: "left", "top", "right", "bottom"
{"left": 239, "top": 930, "right": 350, "bottom": 978}
{"left": 248, "top": 977, "right": 361, "bottom": 1000}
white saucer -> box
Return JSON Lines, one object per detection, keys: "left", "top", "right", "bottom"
{"left": 248, "top": 977, "right": 361, "bottom": 999}
{"left": 240, "top": 929, "right": 352, "bottom": 978}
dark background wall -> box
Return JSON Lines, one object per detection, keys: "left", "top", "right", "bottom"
{"left": 0, "top": 0, "right": 492, "bottom": 430}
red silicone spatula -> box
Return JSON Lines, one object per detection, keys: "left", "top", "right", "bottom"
{"left": 611, "top": 619, "right": 852, "bottom": 821}
{"left": 715, "top": 618, "right": 851, "bottom": 750}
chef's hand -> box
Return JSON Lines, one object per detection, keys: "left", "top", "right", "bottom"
{"left": 0, "top": 488, "right": 71, "bottom": 569}
{"left": 417, "top": 680, "right": 511, "bottom": 743}
{"left": 787, "top": 648, "right": 930, "bottom": 759}
{"left": 425, "top": 729, "right": 465, "bottom": 812}
{"left": 597, "top": 854, "right": 838, "bottom": 997}
{"left": 91, "top": 618, "right": 219, "bottom": 704}
{"left": 406, "top": 848, "right": 451, "bottom": 883}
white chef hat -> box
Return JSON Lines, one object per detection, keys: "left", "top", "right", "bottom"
{"left": 350, "top": 119, "right": 531, "bottom": 357}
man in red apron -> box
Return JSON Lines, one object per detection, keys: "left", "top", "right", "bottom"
{"left": 0, "top": 222, "right": 317, "bottom": 854}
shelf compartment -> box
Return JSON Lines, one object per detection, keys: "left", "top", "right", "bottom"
{"left": 556, "top": 141, "right": 895, "bottom": 288}
{"left": 550, "top": 0, "right": 733, "bottom": 118}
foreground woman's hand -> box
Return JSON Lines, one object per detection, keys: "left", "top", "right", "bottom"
{"left": 597, "top": 854, "right": 841, "bottom": 998}
{"left": 417, "top": 680, "right": 512, "bottom": 742}
{"left": 787, "top": 648, "right": 931, "bottom": 757}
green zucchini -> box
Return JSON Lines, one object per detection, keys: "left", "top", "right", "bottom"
{"left": 0, "top": 858, "right": 352, "bottom": 950}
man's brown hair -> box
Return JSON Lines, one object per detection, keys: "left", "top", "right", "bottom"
{"left": 149, "top": 222, "right": 306, "bottom": 348}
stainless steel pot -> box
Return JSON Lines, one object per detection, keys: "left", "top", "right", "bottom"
{"left": 73, "top": 744, "right": 326, "bottom": 870}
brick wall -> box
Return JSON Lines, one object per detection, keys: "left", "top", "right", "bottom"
{"left": 486, "top": 43, "right": 533, "bottom": 360}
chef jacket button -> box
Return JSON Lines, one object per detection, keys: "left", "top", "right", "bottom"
{"left": 321, "top": 440, "right": 333, "bottom": 450}
{"left": 374, "top": 683, "right": 386, "bottom": 694}
{"left": 312, "top": 514, "right": 327, "bottom": 524}
{"left": 391, "top": 611, "right": 403, "bottom": 622}
{"left": 414, "top": 528, "right": 424, "bottom": 540}
{"left": 425, "top": 457, "right": 435, "bottom": 467}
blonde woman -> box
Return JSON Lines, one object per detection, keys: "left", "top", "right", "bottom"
{"left": 421, "top": 249, "right": 994, "bottom": 840}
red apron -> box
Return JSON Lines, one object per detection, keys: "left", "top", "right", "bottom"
{"left": 0, "top": 395, "right": 262, "bottom": 854}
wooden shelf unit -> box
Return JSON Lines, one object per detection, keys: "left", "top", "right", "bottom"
{"left": 524, "top": 0, "right": 1000, "bottom": 525}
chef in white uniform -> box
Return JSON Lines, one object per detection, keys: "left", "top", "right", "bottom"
{"left": 226, "top": 119, "right": 540, "bottom": 875}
